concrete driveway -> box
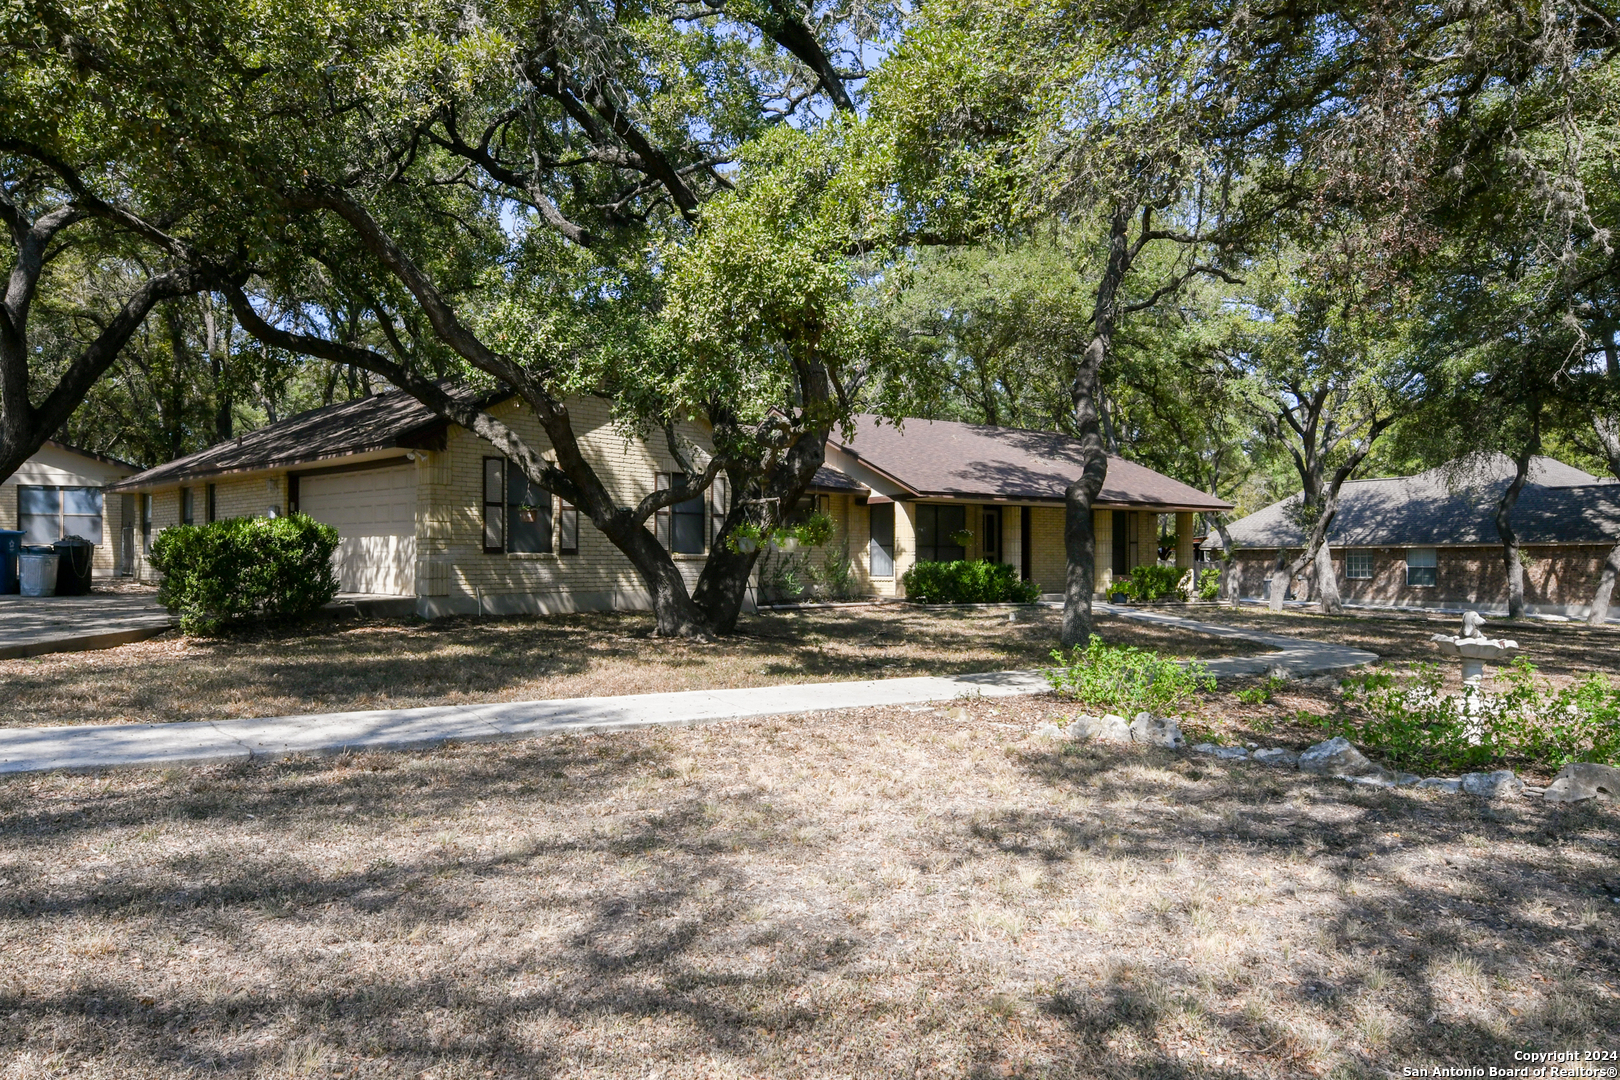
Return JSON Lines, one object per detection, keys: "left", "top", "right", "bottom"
{"left": 0, "top": 591, "right": 175, "bottom": 660}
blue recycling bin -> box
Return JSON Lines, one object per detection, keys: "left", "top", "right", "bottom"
{"left": 0, "top": 529, "right": 22, "bottom": 594}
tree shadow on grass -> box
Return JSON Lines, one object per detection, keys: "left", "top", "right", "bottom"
{"left": 992, "top": 740, "right": 1620, "bottom": 1077}
{"left": 0, "top": 740, "right": 898, "bottom": 1078}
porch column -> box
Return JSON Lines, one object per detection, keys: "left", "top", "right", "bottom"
{"left": 1176, "top": 512, "right": 1194, "bottom": 568}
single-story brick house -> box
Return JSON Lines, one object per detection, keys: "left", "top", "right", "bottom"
{"left": 1, "top": 441, "right": 140, "bottom": 579}
{"left": 1205, "top": 455, "right": 1620, "bottom": 618}
{"left": 109, "top": 391, "right": 1229, "bottom": 617}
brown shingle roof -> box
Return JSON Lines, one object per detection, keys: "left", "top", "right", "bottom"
{"left": 830, "top": 416, "right": 1232, "bottom": 511}
{"left": 108, "top": 389, "right": 462, "bottom": 491}
{"left": 807, "top": 465, "right": 865, "bottom": 492}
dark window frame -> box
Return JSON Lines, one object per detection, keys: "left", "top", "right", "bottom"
{"left": 505, "top": 460, "right": 553, "bottom": 554}
{"left": 982, "top": 506, "right": 1001, "bottom": 562}
{"left": 655, "top": 473, "right": 707, "bottom": 554}
{"left": 1406, "top": 547, "right": 1437, "bottom": 588}
{"left": 914, "top": 503, "right": 967, "bottom": 564}
{"left": 869, "top": 502, "right": 895, "bottom": 577}
{"left": 140, "top": 494, "right": 153, "bottom": 554}
{"left": 205, "top": 483, "right": 217, "bottom": 523}
{"left": 180, "top": 486, "right": 194, "bottom": 526}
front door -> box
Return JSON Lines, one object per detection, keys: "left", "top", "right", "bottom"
{"left": 119, "top": 494, "right": 135, "bottom": 576}
{"left": 982, "top": 507, "right": 1001, "bottom": 562}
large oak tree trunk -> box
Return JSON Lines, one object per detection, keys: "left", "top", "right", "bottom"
{"left": 1495, "top": 449, "right": 1533, "bottom": 620}
{"left": 1591, "top": 415, "right": 1620, "bottom": 626}
{"left": 1314, "top": 540, "right": 1343, "bottom": 614}
{"left": 1060, "top": 206, "right": 1133, "bottom": 649}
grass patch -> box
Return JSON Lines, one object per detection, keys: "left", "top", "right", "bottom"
{"left": 1, "top": 699, "right": 1614, "bottom": 1077}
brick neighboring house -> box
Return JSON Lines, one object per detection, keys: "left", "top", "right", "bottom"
{"left": 1205, "top": 455, "right": 1620, "bottom": 618}
{"left": 109, "top": 391, "right": 1229, "bottom": 617}
{"left": 1, "top": 440, "right": 140, "bottom": 579}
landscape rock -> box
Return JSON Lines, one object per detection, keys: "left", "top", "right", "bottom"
{"left": 1416, "top": 777, "right": 1462, "bottom": 793}
{"left": 1193, "top": 743, "right": 1248, "bottom": 759}
{"left": 1069, "top": 714, "right": 1132, "bottom": 743}
{"left": 1033, "top": 723, "right": 1065, "bottom": 739}
{"left": 1542, "top": 762, "right": 1620, "bottom": 804}
{"left": 1395, "top": 773, "right": 1422, "bottom": 786}
{"left": 1299, "top": 737, "right": 1379, "bottom": 778}
{"left": 1129, "top": 712, "right": 1185, "bottom": 749}
{"left": 1252, "top": 747, "right": 1300, "bottom": 767}
{"left": 1460, "top": 770, "right": 1523, "bottom": 799}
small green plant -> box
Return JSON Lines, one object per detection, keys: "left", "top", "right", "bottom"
{"left": 1126, "top": 564, "right": 1185, "bottom": 602}
{"left": 1236, "top": 674, "right": 1290, "bottom": 706}
{"left": 1045, "top": 639, "right": 1215, "bottom": 716}
{"left": 1332, "top": 658, "right": 1620, "bottom": 772}
{"left": 1196, "top": 567, "right": 1221, "bottom": 601}
{"left": 816, "top": 539, "right": 860, "bottom": 599}
{"left": 902, "top": 559, "right": 1040, "bottom": 604}
{"left": 949, "top": 527, "right": 975, "bottom": 548}
{"left": 725, "top": 522, "right": 768, "bottom": 554}
{"left": 151, "top": 514, "right": 340, "bottom": 634}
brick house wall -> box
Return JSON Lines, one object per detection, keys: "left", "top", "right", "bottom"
{"left": 1229, "top": 543, "right": 1618, "bottom": 614}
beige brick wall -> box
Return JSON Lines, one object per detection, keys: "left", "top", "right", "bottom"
{"left": 418, "top": 396, "right": 722, "bottom": 615}
{"left": 1029, "top": 505, "right": 1066, "bottom": 594}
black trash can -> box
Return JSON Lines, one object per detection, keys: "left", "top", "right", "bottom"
{"left": 51, "top": 535, "right": 96, "bottom": 596}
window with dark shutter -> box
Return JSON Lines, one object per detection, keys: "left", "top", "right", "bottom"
{"left": 206, "top": 484, "right": 217, "bottom": 523}
{"left": 483, "top": 457, "right": 505, "bottom": 553}
{"left": 181, "top": 487, "right": 194, "bottom": 526}
{"left": 559, "top": 501, "right": 579, "bottom": 554}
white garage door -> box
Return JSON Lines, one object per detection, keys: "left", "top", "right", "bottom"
{"left": 299, "top": 466, "right": 417, "bottom": 595}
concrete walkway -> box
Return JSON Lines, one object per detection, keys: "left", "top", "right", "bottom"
{"left": 0, "top": 592, "right": 174, "bottom": 660}
{"left": 0, "top": 669, "right": 1051, "bottom": 775}
{"left": 0, "top": 607, "right": 1377, "bottom": 776}
{"left": 1094, "top": 603, "right": 1379, "bottom": 676}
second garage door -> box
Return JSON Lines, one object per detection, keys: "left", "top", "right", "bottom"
{"left": 298, "top": 465, "right": 417, "bottom": 595}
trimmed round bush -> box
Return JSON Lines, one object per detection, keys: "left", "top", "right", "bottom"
{"left": 151, "top": 514, "right": 341, "bottom": 633}
{"left": 901, "top": 559, "right": 1040, "bottom": 604}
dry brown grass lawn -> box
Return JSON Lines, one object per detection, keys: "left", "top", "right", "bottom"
{"left": 2, "top": 698, "right": 1616, "bottom": 1079}
{"left": 0, "top": 606, "right": 1264, "bottom": 728}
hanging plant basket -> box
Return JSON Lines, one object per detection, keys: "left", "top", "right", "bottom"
{"left": 737, "top": 535, "right": 759, "bottom": 554}
{"left": 949, "top": 529, "right": 974, "bottom": 548}
{"left": 518, "top": 507, "right": 539, "bottom": 523}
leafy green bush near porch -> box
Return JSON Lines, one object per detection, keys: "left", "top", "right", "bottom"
{"left": 1122, "top": 564, "right": 1186, "bottom": 601}
{"left": 152, "top": 514, "right": 341, "bottom": 634}
{"left": 902, "top": 560, "right": 1040, "bottom": 604}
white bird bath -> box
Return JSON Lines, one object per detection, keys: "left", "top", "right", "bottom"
{"left": 1431, "top": 611, "right": 1520, "bottom": 731}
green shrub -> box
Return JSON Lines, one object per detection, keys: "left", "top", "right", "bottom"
{"left": 1236, "top": 674, "right": 1291, "bottom": 705}
{"left": 151, "top": 514, "right": 341, "bottom": 633}
{"left": 1196, "top": 567, "right": 1221, "bottom": 601}
{"left": 1324, "top": 659, "right": 1620, "bottom": 773}
{"left": 1125, "top": 564, "right": 1186, "bottom": 601}
{"left": 901, "top": 559, "right": 1040, "bottom": 604}
{"left": 1045, "top": 639, "right": 1215, "bottom": 716}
